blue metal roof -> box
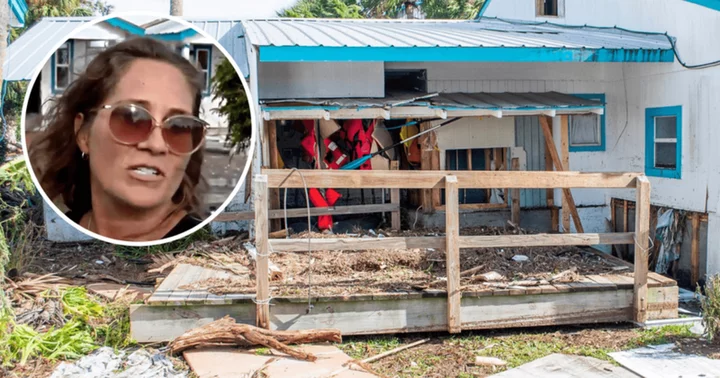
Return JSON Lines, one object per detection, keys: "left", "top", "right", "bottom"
{"left": 243, "top": 17, "right": 675, "bottom": 63}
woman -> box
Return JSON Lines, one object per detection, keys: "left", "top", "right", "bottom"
{"left": 28, "top": 36, "right": 210, "bottom": 242}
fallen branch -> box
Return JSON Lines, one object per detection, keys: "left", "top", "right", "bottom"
{"left": 460, "top": 264, "right": 486, "bottom": 277}
{"left": 169, "top": 316, "right": 341, "bottom": 362}
{"left": 329, "top": 338, "right": 429, "bottom": 377}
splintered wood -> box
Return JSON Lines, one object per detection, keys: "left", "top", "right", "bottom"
{"left": 168, "top": 316, "right": 342, "bottom": 362}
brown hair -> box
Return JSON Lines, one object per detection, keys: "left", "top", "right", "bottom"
{"left": 28, "top": 36, "right": 207, "bottom": 218}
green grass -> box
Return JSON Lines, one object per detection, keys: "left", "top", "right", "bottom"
{"left": 628, "top": 325, "right": 694, "bottom": 348}
{"left": 113, "top": 227, "right": 214, "bottom": 259}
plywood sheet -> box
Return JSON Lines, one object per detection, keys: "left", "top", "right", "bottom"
{"left": 183, "top": 345, "right": 377, "bottom": 378}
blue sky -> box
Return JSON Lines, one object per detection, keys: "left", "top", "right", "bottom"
{"left": 105, "top": 0, "right": 299, "bottom": 19}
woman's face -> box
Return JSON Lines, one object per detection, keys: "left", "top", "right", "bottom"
{"left": 77, "top": 58, "right": 196, "bottom": 211}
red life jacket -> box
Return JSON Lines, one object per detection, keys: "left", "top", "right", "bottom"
{"left": 308, "top": 188, "right": 342, "bottom": 230}
{"left": 323, "top": 130, "right": 350, "bottom": 169}
{"left": 342, "top": 119, "right": 375, "bottom": 170}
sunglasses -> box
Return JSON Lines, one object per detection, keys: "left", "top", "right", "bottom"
{"left": 94, "top": 103, "right": 208, "bottom": 155}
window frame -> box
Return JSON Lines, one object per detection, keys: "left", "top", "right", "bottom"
{"left": 191, "top": 44, "right": 213, "bottom": 96}
{"left": 51, "top": 40, "right": 74, "bottom": 94}
{"left": 569, "top": 93, "right": 606, "bottom": 152}
{"left": 645, "top": 105, "right": 682, "bottom": 179}
{"left": 536, "top": 0, "right": 564, "bottom": 17}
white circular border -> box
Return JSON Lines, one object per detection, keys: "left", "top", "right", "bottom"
{"left": 20, "top": 11, "right": 258, "bottom": 247}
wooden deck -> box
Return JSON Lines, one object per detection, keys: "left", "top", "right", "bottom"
{"left": 129, "top": 262, "right": 679, "bottom": 343}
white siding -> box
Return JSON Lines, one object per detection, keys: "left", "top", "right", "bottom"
{"left": 257, "top": 62, "right": 384, "bottom": 99}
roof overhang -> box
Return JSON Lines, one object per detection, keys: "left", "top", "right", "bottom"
{"left": 260, "top": 91, "right": 605, "bottom": 121}
{"left": 258, "top": 46, "right": 674, "bottom": 63}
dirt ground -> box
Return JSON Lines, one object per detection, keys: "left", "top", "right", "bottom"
{"left": 179, "top": 226, "right": 621, "bottom": 297}
{"left": 339, "top": 324, "right": 720, "bottom": 378}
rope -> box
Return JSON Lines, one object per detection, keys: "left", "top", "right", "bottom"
{"left": 633, "top": 234, "right": 656, "bottom": 254}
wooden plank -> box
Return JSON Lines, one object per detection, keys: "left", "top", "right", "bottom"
{"left": 623, "top": 199, "right": 629, "bottom": 260}
{"left": 263, "top": 169, "right": 641, "bottom": 190}
{"left": 146, "top": 264, "right": 192, "bottom": 305}
{"left": 182, "top": 264, "right": 212, "bottom": 304}
{"left": 634, "top": 176, "right": 650, "bottom": 323}
{"left": 131, "top": 289, "right": 638, "bottom": 342}
{"left": 605, "top": 274, "right": 635, "bottom": 290}
{"left": 648, "top": 272, "right": 676, "bottom": 287}
{"left": 435, "top": 203, "right": 507, "bottom": 211}
{"left": 420, "top": 122, "right": 433, "bottom": 213}
{"left": 511, "top": 157, "right": 520, "bottom": 225}
{"left": 691, "top": 213, "right": 700, "bottom": 286}
{"left": 432, "top": 148, "right": 441, "bottom": 209}
{"left": 560, "top": 115, "right": 571, "bottom": 232}
{"left": 545, "top": 124, "right": 558, "bottom": 233}
{"left": 391, "top": 161, "right": 401, "bottom": 230}
{"left": 485, "top": 149, "right": 491, "bottom": 200}
{"left": 214, "top": 203, "right": 400, "bottom": 222}
{"left": 255, "top": 174, "right": 270, "bottom": 329}
{"left": 445, "top": 175, "right": 461, "bottom": 334}
{"left": 267, "top": 120, "right": 282, "bottom": 231}
{"left": 647, "top": 286, "right": 679, "bottom": 320}
{"left": 586, "top": 275, "right": 618, "bottom": 290}
{"left": 269, "top": 233, "right": 635, "bottom": 252}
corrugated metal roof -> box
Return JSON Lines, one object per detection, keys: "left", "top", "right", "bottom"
{"left": 243, "top": 17, "right": 672, "bottom": 50}
{"left": 4, "top": 18, "right": 94, "bottom": 82}
{"left": 3, "top": 17, "right": 249, "bottom": 81}
{"left": 189, "top": 20, "right": 249, "bottom": 77}
{"left": 261, "top": 91, "right": 605, "bottom": 120}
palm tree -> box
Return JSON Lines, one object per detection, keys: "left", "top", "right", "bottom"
{"left": 170, "top": 0, "right": 182, "bottom": 16}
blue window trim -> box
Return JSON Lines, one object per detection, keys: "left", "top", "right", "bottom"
{"left": 151, "top": 29, "right": 199, "bottom": 42}
{"left": 645, "top": 105, "right": 682, "bottom": 179}
{"left": 10, "top": 0, "right": 28, "bottom": 26}
{"left": 569, "top": 93, "right": 605, "bottom": 152}
{"left": 258, "top": 46, "right": 675, "bottom": 63}
{"left": 50, "top": 40, "right": 74, "bottom": 94}
{"left": 684, "top": 0, "right": 720, "bottom": 12}
{"left": 192, "top": 44, "right": 213, "bottom": 97}
{"left": 105, "top": 18, "right": 146, "bottom": 35}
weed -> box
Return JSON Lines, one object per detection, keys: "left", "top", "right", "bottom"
{"left": 341, "top": 336, "right": 401, "bottom": 360}
{"left": 699, "top": 274, "right": 720, "bottom": 343}
{"left": 254, "top": 347, "right": 271, "bottom": 355}
{"left": 114, "top": 227, "right": 214, "bottom": 260}
{"left": 628, "top": 324, "right": 693, "bottom": 348}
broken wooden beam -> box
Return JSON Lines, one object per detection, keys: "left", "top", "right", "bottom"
{"left": 538, "top": 116, "right": 584, "bottom": 233}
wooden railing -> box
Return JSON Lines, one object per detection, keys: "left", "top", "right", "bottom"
{"left": 253, "top": 169, "right": 651, "bottom": 332}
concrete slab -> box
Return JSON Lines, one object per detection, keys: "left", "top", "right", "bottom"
{"left": 489, "top": 353, "right": 638, "bottom": 378}
{"left": 609, "top": 344, "right": 720, "bottom": 378}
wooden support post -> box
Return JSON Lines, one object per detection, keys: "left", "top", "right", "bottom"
{"left": 691, "top": 213, "right": 700, "bottom": 287}
{"left": 560, "top": 115, "right": 571, "bottom": 232}
{"left": 391, "top": 161, "right": 401, "bottom": 230}
{"left": 634, "top": 176, "right": 651, "bottom": 324}
{"left": 538, "top": 116, "right": 584, "bottom": 233}
{"left": 432, "top": 148, "right": 441, "bottom": 209}
{"left": 445, "top": 175, "right": 461, "bottom": 334}
{"left": 485, "top": 149, "right": 491, "bottom": 200}
{"left": 622, "top": 199, "right": 629, "bottom": 260}
{"left": 544, "top": 124, "right": 558, "bottom": 232}
{"left": 420, "top": 122, "right": 433, "bottom": 213}
{"left": 254, "top": 174, "right": 271, "bottom": 329}
{"left": 266, "top": 120, "right": 282, "bottom": 231}
{"left": 511, "top": 158, "right": 520, "bottom": 226}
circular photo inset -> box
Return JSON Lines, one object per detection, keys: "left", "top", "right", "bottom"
{"left": 22, "top": 14, "right": 254, "bottom": 245}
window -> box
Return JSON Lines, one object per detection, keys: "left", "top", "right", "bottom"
{"left": 52, "top": 41, "right": 73, "bottom": 93}
{"left": 569, "top": 94, "right": 605, "bottom": 152}
{"left": 536, "top": 0, "right": 563, "bottom": 16}
{"left": 645, "top": 106, "right": 682, "bottom": 179}
{"left": 192, "top": 45, "right": 212, "bottom": 95}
